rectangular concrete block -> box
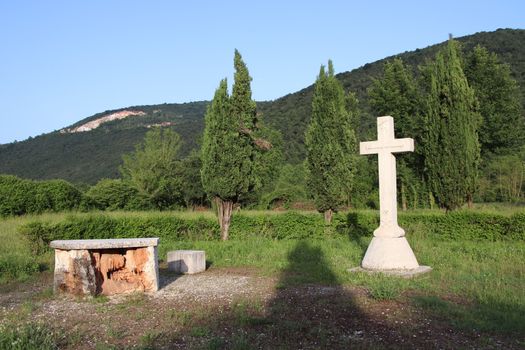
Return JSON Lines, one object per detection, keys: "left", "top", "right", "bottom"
{"left": 167, "top": 250, "right": 206, "bottom": 274}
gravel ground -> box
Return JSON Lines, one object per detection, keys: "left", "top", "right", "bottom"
{"left": 0, "top": 268, "right": 522, "bottom": 349}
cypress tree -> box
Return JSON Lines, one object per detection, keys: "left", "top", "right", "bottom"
{"left": 368, "top": 58, "right": 425, "bottom": 209}
{"left": 422, "top": 39, "right": 481, "bottom": 210}
{"left": 464, "top": 45, "right": 525, "bottom": 156}
{"left": 201, "top": 51, "right": 261, "bottom": 240}
{"left": 305, "top": 60, "right": 357, "bottom": 223}
{"left": 369, "top": 58, "right": 420, "bottom": 137}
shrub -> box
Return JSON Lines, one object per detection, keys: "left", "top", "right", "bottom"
{"left": 84, "top": 179, "right": 151, "bottom": 211}
{"left": 398, "top": 210, "right": 524, "bottom": 241}
{"left": 31, "top": 180, "right": 82, "bottom": 212}
{"left": 0, "top": 175, "right": 34, "bottom": 216}
{"left": 342, "top": 211, "right": 488, "bottom": 238}
{"left": 507, "top": 212, "right": 525, "bottom": 240}
{"left": 19, "top": 214, "right": 220, "bottom": 253}
{"left": 0, "top": 174, "right": 82, "bottom": 217}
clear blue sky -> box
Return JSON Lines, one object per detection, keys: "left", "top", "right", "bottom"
{"left": 0, "top": 0, "right": 523, "bottom": 144}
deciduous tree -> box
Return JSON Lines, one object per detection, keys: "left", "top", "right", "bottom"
{"left": 120, "top": 128, "right": 184, "bottom": 209}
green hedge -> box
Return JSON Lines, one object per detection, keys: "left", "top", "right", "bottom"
{"left": 348, "top": 211, "right": 525, "bottom": 241}
{"left": 19, "top": 214, "right": 219, "bottom": 254}
{"left": 18, "top": 211, "right": 525, "bottom": 254}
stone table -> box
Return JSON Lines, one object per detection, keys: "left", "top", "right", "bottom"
{"left": 50, "top": 238, "right": 159, "bottom": 295}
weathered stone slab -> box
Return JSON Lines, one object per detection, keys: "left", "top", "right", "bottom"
{"left": 50, "top": 238, "right": 159, "bottom": 250}
{"left": 51, "top": 238, "right": 159, "bottom": 296}
{"left": 167, "top": 250, "right": 206, "bottom": 274}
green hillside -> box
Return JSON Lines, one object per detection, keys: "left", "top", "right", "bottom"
{"left": 0, "top": 29, "right": 523, "bottom": 183}
{"left": 0, "top": 103, "right": 207, "bottom": 184}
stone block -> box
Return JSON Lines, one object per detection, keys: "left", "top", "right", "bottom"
{"left": 167, "top": 250, "right": 206, "bottom": 274}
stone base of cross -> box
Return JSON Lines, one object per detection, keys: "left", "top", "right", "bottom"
{"left": 351, "top": 116, "right": 431, "bottom": 276}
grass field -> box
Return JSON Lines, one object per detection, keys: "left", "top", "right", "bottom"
{"left": 1, "top": 209, "right": 524, "bottom": 348}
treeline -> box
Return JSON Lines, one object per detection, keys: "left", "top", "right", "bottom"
{"left": 260, "top": 29, "right": 525, "bottom": 164}
{"left": 1, "top": 39, "right": 524, "bottom": 220}
{"left": 0, "top": 100, "right": 208, "bottom": 186}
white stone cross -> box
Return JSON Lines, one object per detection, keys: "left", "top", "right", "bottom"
{"left": 360, "top": 116, "right": 413, "bottom": 238}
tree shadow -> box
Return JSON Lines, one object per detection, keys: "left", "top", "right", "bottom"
{"left": 31, "top": 241, "right": 523, "bottom": 349}
{"left": 345, "top": 212, "right": 374, "bottom": 258}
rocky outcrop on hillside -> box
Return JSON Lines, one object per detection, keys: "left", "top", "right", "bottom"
{"left": 61, "top": 110, "right": 146, "bottom": 133}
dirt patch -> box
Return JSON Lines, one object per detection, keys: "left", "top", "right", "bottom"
{"left": 0, "top": 268, "right": 522, "bottom": 349}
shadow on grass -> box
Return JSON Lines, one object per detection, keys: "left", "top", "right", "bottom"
{"left": 344, "top": 212, "right": 373, "bottom": 259}
{"left": 144, "top": 241, "right": 405, "bottom": 349}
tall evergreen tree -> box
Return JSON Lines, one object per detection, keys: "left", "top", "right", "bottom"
{"left": 201, "top": 51, "right": 262, "bottom": 240}
{"left": 369, "top": 58, "right": 420, "bottom": 137}
{"left": 305, "top": 60, "right": 357, "bottom": 223}
{"left": 368, "top": 58, "right": 426, "bottom": 209}
{"left": 464, "top": 45, "right": 525, "bottom": 156}
{"left": 422, "top": 39, "right": 481, "bottom": 210}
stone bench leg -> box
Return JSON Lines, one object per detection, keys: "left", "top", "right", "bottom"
{"left": 54, "top": 249, "right": 97, "bottom": 295}
{"left": 167, "top": 250, "right": 206, "bottom": 274}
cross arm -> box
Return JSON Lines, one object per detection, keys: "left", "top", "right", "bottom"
{"left": 360, "top": 138, "right": 414, "bottom": 155}
{"left": 360, "top": 141, "right": 380, "bottom": 155}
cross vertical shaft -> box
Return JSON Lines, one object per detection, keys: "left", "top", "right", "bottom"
{"left": 377, "top": 138, "right": 400, "bottom": 234}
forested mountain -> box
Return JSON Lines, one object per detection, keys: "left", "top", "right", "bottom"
{"left": 259, "top": 28, "right": 525, "bottom": 163}
{"left": 0, "top": 28, "right": 523, "bottom": 184}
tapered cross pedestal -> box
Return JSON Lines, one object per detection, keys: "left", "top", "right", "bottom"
{"left": 353, "top": 116, "right": 431, "bottom": 276}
